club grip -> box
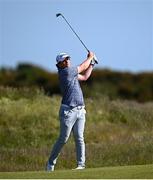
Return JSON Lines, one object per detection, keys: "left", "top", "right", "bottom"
{"left": 93, "top": 55, "right": 98, "bottom": 64}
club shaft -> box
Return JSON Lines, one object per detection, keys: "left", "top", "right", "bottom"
{"left": 61, "top": 15, "right": 89, "bottom": 53}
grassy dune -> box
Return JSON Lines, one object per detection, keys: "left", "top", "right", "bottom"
{"left": 0, "top": 164, "right": 153, "bottom": 179}
{"left": 0, "top": 87, "right": 153, "bottom": 171}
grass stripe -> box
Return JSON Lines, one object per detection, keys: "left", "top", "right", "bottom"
{"left": 0, "top": 164, "right": 153, "bottom": 179}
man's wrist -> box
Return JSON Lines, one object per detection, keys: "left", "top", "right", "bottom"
{"left": 90, "top": 64, "right": 94, "bottom": 68}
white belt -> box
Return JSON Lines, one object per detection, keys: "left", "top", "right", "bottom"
{"left": 61, "top": 104, "right": 85, "bottom": 110}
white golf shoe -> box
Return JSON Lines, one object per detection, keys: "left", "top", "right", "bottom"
{"left": 46, "top": 162, "right": 54, "bottom": 172}
{"left": 73, "top": 166, "right": 85, "bottom": 170}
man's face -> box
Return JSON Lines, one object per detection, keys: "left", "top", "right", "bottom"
{"left": 59, "top": 57, "right": 71, "bottom": 68}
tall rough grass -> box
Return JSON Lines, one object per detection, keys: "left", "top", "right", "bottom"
{"left": 0, "top": 87, "right": 153, "bottom": 171}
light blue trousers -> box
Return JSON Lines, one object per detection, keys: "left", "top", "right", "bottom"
{"left": 48, "top": 104, "right": 86, "bottom": 167}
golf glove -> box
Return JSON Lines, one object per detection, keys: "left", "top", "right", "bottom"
{"left": 90, "top": 55, "right": 98, "bottom": 66}
{"left": 90, "top": 59, "right": 96, "bottom": 66}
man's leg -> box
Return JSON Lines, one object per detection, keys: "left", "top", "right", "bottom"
{"left": 72, "top": 108, "right": 86, "bottom": 167}
{"left": 48, "top": 106, "right": 77, "bottom": 168}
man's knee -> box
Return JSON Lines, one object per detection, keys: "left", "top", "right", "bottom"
{"left": 74, "top": 134, "right": 84, "bottom": 143}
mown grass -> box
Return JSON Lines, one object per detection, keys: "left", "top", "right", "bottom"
{"left": 0, "top": 164, "right": 153, "bottom": 179}
{"left": 0, "top": 87, "right": 153, "bottom": 171}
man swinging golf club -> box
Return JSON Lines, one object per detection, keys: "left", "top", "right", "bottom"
{"left": 46, "top": 51, "right": 97, "bottom": 171}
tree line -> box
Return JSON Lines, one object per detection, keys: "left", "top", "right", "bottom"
{"left": 0, "top": 63, "right": 153, "bottom": 102}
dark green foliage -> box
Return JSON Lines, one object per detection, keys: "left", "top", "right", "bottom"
{"left": 87, "top": 69, "right": 153, "bottom": 102}
{"left": 0, "top": 64, "right": 153, "bottom": 102}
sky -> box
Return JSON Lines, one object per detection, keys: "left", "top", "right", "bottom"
{"left": 0, "top": 0, "right": 153, "bottom": 72}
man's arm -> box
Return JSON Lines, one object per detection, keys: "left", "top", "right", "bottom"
{"left": 77, "top": 52, "right": 94, "bottom": 74}
{"left": 78, "top": 65, "right": 93, "bottom": 81}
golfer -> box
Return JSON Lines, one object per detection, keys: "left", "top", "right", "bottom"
{"left": 46, "top": 51, "right": 96, "bottom": 171}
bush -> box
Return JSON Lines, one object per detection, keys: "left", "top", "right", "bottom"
{"left": 0, "top": 87, "right": 153, "bottom": 171}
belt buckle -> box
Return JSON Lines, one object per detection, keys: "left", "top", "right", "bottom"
{"left": 77, "top": 106, "right": 82, "bottom": 110}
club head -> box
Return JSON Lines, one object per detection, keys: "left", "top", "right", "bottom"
{"left": 56, "top": 13, "right": 62, "bottom": 17}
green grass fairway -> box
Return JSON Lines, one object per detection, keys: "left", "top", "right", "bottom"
{"left": 0, "top": 164, "right": 153, "bottom": 179}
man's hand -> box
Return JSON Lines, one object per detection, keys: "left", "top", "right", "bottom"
{"left": 87, "top": 51, "right": 98, "bottom": 66}
{"left": 77, "top": 51, "right": 97, "bottom": 73}
{"left": 87, "top": 51, "right": 94, "bottom": 60}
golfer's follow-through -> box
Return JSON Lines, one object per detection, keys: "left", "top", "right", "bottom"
{"left": 56, "top": 13, "right": 98, "bottom": 64}
{"left": 46, "top": 13, "right": 99, "bottom": 171}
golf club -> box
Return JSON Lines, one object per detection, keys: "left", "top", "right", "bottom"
{"left": 56, "top": 13, "right": 98, "bottom": 64}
